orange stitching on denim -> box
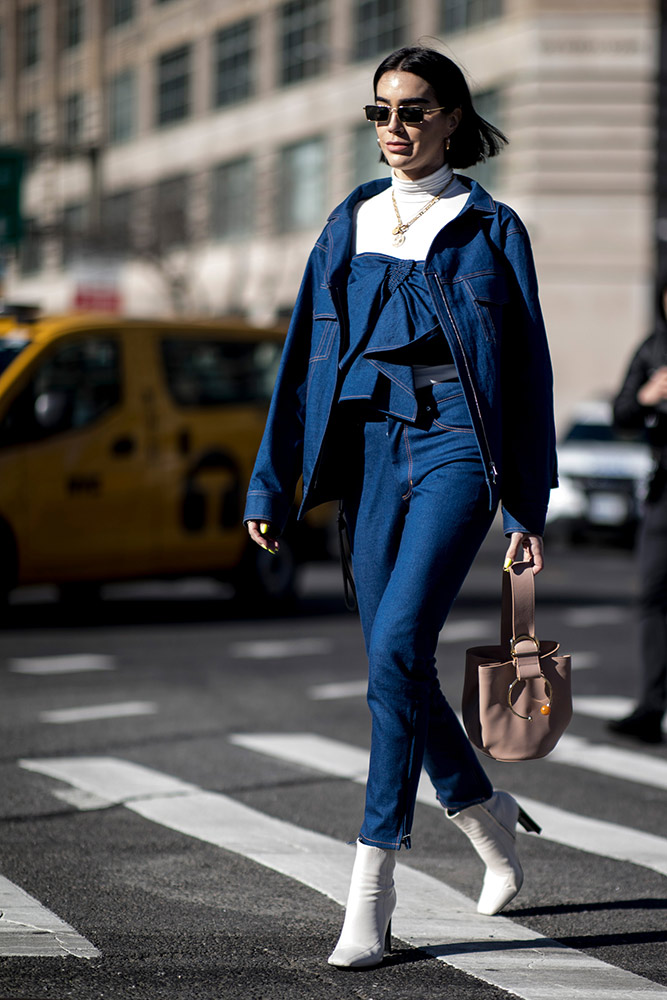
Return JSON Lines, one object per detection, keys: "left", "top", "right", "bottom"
{"left": 401, "top": 425, "right": 413, "bottom": 501}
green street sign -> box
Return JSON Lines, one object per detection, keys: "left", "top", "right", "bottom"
{"left": 0, "top": 148, "right": 24, "bottom": 246}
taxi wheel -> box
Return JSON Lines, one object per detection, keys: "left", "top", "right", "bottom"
{"left": 59, "top": 581, "right": 102, "bottom": 606}
{"left": 0, "top": 522, "right": 18, "bottom": 611}
{"left": 234, "top": 538, "right": 297, "bottom": 607}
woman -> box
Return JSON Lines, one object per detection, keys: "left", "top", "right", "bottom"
{"left": 244, "top": 45, "right": 557, "bottom": 968}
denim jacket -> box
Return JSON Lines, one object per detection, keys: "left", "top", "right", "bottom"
{"left": 244, "top": 176, "right": 557, "bottom": 537}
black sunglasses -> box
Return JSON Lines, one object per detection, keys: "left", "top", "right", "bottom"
{"left": 363, "top": 104, "right": 448, "bottom": 124}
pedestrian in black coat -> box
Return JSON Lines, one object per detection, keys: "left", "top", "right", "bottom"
{"left": 608, "top": 273, "right": 667, "bottom": 744}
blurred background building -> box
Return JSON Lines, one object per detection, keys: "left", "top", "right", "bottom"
{"left": 0, "top": 0, "right": 661, "bottom": 423}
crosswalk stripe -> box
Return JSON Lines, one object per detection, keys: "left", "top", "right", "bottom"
{"left": 9, "top": 655, "right": 115, "bottom": 675}
{"left": 438, "top": 619, "right": 495, "bottom": 643}
{"left": 40, "top": 702, "right": 157, "bottom": 724}
{"left": 573, "top": 695, "right": 635, "bottom": 718}
{"left": 229, "top": 733, "right": 667, "bottom": 879}
{"left": 0, "top": 875, "right": 99, "bottom": 958}
{"left": 308, "top": 679, "right": 367, "bottom": 700}
{"left": 563, "top": 606, "right": 629, "bottom": 628}
{"left": 229, "top": 638, "right": 334, "bottom": 659}
{"left": 573, "top": 696, "right": 667, "bottom": 735}
{"left": 550, "top": 732, "right": 667, "bottom": 789}
{"left": 18, "top": 756, "right": 667, "bottom": 999}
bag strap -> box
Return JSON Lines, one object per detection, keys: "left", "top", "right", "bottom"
{"left": 500, "top": 562, "right": 542, "bottom": 679}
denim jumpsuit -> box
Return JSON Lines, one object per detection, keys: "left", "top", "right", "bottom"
{"left": 244, "top": 177, "right": 557, "bottom": 852}
{"left": 340, "top": 252, "right": 494, "bottom": 849}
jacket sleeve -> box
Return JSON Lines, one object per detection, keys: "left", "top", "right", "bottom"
{"left": 499, "top": 214, "right": 558, "bottom": 537}
{"left": 613, "top": 336, "right": 653, "bottom": 431}
{"left": 243, "top": 248, "right": 320, "bottom": 534}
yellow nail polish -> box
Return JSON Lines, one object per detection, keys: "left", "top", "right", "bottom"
{"left": 503, "top": 557, "right": 513, "bottom": 571}
{"left": 260, "top": 523, "right": 269, "bottom": 535}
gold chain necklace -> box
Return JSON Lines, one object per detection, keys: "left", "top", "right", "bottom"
{"left": 391, "top": 174, "right": 455, "bottom": 247}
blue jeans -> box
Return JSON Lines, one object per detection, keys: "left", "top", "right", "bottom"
{"left": 343, "top": 381, "right": 496, "bottom": 850}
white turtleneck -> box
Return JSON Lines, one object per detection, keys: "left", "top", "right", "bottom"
{"left": 353, "top": 163, "right": 470, "bottom": 260}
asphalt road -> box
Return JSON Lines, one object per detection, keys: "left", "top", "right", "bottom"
{"left": 1, "top": 527, "right": 667, "bottom": 1000}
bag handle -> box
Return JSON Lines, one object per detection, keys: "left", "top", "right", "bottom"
{"left": 500, "top": 562, "right": 542, "bottom": 680}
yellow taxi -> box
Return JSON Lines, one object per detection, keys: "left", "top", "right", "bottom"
{"left": 0, "top": 311, "right": 300, "bottom": 604}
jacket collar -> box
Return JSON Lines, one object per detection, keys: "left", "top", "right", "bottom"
{"left": 323, "top": 175, "right": 497, "bottom": 288}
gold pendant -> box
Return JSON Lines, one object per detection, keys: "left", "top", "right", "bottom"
{"left": 392, "top": 225, "right": 403, "bottom": 236}
{"left": 392, "top": 232, "right": 406, "bottom": 247}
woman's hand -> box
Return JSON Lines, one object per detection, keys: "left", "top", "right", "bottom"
{"left": 504, "top": 532, "right": 544, "bottom": 575}
{"left": 246, "top": 520, "right": 280, "bottom": 555}
{"left": 637, "top": 366, "right": 667, "bottom": 407}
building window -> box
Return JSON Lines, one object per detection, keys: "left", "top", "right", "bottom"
{"left": 352, "top": 123, "right": 389, "bottom": 187}
{"left": 462, "top": 88, "right": 503, "bottom": 190}
{"left": 63, "top": 202, "right": 88, "bottom": 264}
{"left": 440, "top": 0, "right": 502, "bottom": 33}
{"left": 22, "top": 109, "right": 40, "bottom": 172}
{"left": 353, "top": 0, "right": 405, "bottom": 62}
{"left": 63, "top": 93, "right": 84, "bottom": 146}
{"left": 109, "top": 70, "right": 136, "bottom": 143}
{"left": 155, "top": 175, "right": 189, "bottom": 248}
{"left": 62, "top": 0, "right": 84, "bottom": 49}
{"left": 19, "top": 219, "right": 43, "bottom": 276}
{"left": 21, "top": 4, "right": 41, "bottom": 69}
{"left": 156, "top": 45, "right": 191, "bottom": 126}
{"left": 110, "top": 0, "right": 134, "bottom": 27}
{"left": 211, "top": 157, "right": 254, "bottom": 239}
{"left": 23, "top": 109, "right": 40, "bottom": 146}
{"left": 279, "top": 0, "right": 328, "bottom": 86}
{"left": 102, "top": 190, "right": 135, "bottom": 251}
{"left": 213, "top": 19, "right": 254, "bottom": 108}
{"left": 279, "top": 137, "right": 326, "bottom": 231}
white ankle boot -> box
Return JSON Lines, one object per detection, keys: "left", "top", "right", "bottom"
{"left": 448, "top": 791, "right": 541, "bottom": 915}
{"left": 328, "top": 839, "right": 396, "bottom": 968}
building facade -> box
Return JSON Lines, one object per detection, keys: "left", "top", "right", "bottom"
{"left": 0, "top": 0, "right": 659, "bottom": 422}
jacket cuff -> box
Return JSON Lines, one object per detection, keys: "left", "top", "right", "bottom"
{"left": 243, "top": 491, "right": 292, "bottom": 535}
{"left": 502, "top": 502, "right": 548, "bottom": 538}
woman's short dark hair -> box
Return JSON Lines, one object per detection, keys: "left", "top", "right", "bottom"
{"left": 373, "top": 46, "right": 508, "bottom": 169}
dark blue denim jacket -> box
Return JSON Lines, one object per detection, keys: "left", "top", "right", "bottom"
{"left": 244, "top": 176, "right": 557, "bottom": 537}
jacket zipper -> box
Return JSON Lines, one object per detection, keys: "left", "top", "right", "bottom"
{"left": 433, "top": 274, "right": 498, "bottom": 486}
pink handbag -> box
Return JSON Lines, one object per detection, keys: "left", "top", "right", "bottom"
{"left": 462, "top": 561, "right": 572, "bottom": 762}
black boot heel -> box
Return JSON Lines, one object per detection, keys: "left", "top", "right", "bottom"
{"left": 518, "top": 806, "right": 541, "bottom": 835}
{"left": 384, "top": 920, "right": 392, "bottom": 954}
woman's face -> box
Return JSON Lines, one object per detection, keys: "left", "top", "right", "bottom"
{"left": 374, "top": 70, "right": 461, "bottom": 180}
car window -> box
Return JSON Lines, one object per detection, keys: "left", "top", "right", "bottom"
{"left": 0, "top": 337, "right": 121, "bottom": 447}
{"left": 0, "top": 336, "right": 30, "bottom": 377}
{"left": 160, "top": 337, "right": 282, "bottom": 407}
{"left": 564, "top": 423, "right": 616, "bottom": 443}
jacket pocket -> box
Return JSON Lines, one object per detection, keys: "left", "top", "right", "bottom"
{"left": 309, "top": 314, "right": 338, "bottom": 362}
{"left": 464, "top": 273, "right": 509, "bottom": 345}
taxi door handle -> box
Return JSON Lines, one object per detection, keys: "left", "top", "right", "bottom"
{"left": 111, "top": 435, "right": 136, "bottom": 457}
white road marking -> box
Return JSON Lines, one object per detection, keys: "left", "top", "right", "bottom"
{"left": 438, "top": 619, "right": 495, "bottom": 643}
{"left": 230, "top": 733, "right": 667, "bottom": 880}
{"left": 9, "top": 654, "right": 116, "bottom": 675}
{"left": 569, "top": 651, "right": 600, "bottom": 670}
{"left": 551, "top": 733, "right": 667, "bottom": 790}
{"left": 573, "top": 696, "right": 667, "bottom": 734}
{"left": 229, "top": 638, "right": 334, "bottom": 659}
{"left": 573, "top": 695, "right": 635, "bottom": 719}
{"left": 309, "top": 679, "right": 367, "bottom": 700}
{"left": 19, "top": 756, "right": 667, "bottom": 999}
{"left": 40, "top": 701, "right": 157, "bottom": 724}
{"left": 0, "top": 875, "right": 99, "bottom": 958}
{"left": 563, "top": 606, "right": 628, "bottom": 628}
